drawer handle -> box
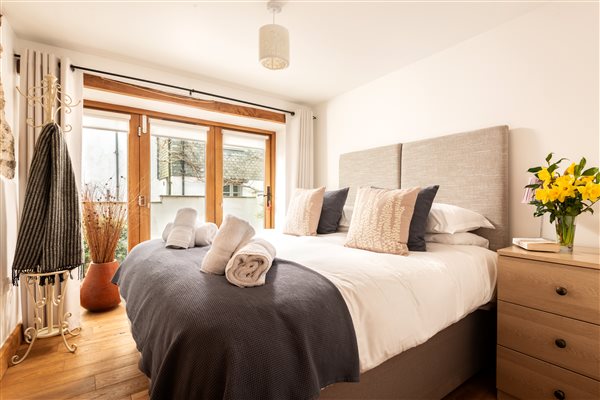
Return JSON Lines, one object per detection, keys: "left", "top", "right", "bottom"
{"left": 554, "top": 389, "right": 566, "bottom": 400}
{"left": 555, "top": 338, "right": 567, "bottom": 348}
{"left": 555, "top": 286, "right": 568, "bottom": 296}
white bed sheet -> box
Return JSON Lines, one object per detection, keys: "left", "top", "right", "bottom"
{"left": 257, "top": 230, "right": 497, "bottom": 373}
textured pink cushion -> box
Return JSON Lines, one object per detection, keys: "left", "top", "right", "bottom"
{"left": 345, "top": 186, "right": 420, "bottom": 255}
{"left": 283, "top": 187, "right": 326, "bottom": 236}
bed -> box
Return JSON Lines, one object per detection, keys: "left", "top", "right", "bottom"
{"left": 318, "top": 125, "right": 508, "bottom": 398}
{"left": 114, "top": 125, "right": 509, "bottom": 399}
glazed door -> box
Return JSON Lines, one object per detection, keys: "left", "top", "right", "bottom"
{"left": 220, "top": 130, "right": 271, "bottom": 231}
{"left": 147, "top": 118, "right": 209, "bottom": 240}
{"left": 81, "top": 110, "right": 130, "bottom": 262}
{"left": 83, "top": 105, "right": 275, "bottom": 250}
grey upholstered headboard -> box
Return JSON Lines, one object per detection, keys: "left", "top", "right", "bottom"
{"left": 338, "top": 125, "right": 509, "bottom": 250}
{"left": 339, "top": 144, "right": 402, "bottom": 208}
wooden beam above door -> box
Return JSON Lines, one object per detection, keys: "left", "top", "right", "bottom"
{"left": 83, "top": 74, "right": 286, "bottom": 125}
{"left": 84, "top": 100, "right": 276, "bottom": 136}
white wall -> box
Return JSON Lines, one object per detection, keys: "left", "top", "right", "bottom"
{"left": 1, "top": 17, "right": 22, "bottom": 347}
{"left": 315, "top": 3, "right": 600, "bottom": 248}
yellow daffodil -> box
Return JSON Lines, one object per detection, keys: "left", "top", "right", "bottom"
{"left": 548, "top": 186, "right": 562, "bottom": 202}
{"left": 577, "top": 184, "right": 590, "bottom": 201}
{"left": 537, "top": 168, "right": 551, "bottom": 183}
{"left": 565, "top": 162, "right": 576, "bottom": 176}
{"left": 555, "top": 175, "right": 574, "bottom": 186}
{"left": 577, "top": 182, "right": 600, "bottom": 202}
{"left": 535, "top": 187, "right": 551, "bottom": 203}
{"left": 590, "top": 184, "right": 600, "bottom": 202}
{"left": 557, "top": 188, "right": 573, "bottom": 202}
{"left": 576, "top": 176, "right": 594, "bottom": 185}
{"left": 552, "top": 176, "right": 576, "bottom": 202}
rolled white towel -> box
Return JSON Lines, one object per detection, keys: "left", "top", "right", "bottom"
{"left": 201, "top": 214, "right": 255, "bottom": 275}
{"left": 225, "top": 238, "right": 276, "bottom": 288}
{"left": 166, "top": 208, "right": 198, "bottom": 249}
{"left": 162, "top": 222, "right": 218, "bottom": 247}
{"left": 195, "top": 222, "right": 218, "bottom": 246}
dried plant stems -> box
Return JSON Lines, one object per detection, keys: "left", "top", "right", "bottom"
{"left": 81, "top": 185, "right": 127, "bottom": 264}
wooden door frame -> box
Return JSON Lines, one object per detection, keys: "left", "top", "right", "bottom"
{"left": 127, "top": 114, "right": 141, "bottom": 250}
{"left": 83, "top": 102, "right": 276, "bottom": 250}
{"left": 214, "top": 127, "right": 224, "bottom": 225}
{"left": 265, "top": 134, "right": 276, "bottom": 229}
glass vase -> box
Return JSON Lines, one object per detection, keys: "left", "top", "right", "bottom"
{"left": 555, "top": 215, "right": 576, "bottom": 253}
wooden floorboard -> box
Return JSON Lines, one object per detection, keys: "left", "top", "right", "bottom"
{"left": 0, "top": 305, "right": 496, "bottom": 399}
{"left": 0, "top": 305, "right": 148, "bottom": 400}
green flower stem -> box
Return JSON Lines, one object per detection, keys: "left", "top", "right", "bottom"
{"left": 555, "top": 216, "right": 576, "bottom": 251}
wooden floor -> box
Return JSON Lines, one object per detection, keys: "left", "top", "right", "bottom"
{"left": 1, "top": 305, "right": 496, "bottom": 400}
{"left": 0, "top": 305, "right": 149, "bottom": 400}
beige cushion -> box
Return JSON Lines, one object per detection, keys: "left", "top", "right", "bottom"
{"left": 345, "top": 186, "right": 420, "bottom": 255}
{"left": 284, "top": 187, "right": 325, "bottom": 236}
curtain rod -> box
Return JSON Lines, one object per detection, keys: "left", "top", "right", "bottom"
{"left": 72, "top": 64, "right": 298, "bottom": 117}
{"left": 14, "top": 53, "right": 320, "bottom": 119}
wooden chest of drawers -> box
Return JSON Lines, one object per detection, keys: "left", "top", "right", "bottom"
{"left": 496, "top": 246, "right": 600, "bottom": 400}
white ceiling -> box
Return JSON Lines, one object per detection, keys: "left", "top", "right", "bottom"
{"left": 3, "top": 1, "right": 539, "bottom": 105}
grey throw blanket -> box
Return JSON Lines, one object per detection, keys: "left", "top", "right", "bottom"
{"left": 12, "top": 123, "right": 82, "bottom": 285}
{"left": 113, "top": 239, "right": 360, "bottom": 400}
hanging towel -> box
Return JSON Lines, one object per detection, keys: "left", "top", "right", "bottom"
{"left": 166, "top": 208, "right": 198, "bottom": 249}
{"left": 12, "top": 123, "right": 83, "bottom": 285}
{"left": 201, "top": 214, "right": 255, "bottom": 275}
{"left": 225, "top": 238, "right": 276, "bottom": 288}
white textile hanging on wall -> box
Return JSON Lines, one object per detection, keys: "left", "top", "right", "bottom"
{"left": 296, "top": 107, "right": 314, "bottom": 189}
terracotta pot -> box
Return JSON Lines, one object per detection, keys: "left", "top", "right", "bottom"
{"left": 80, "top": 260, "right": 121, "bottom": 312}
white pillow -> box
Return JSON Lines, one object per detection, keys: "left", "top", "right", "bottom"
{"left": 426, "top": 203, "right": 494, "bottom": 234}
{"left": 424, "top": 232, "right": 490, "bottom": 248}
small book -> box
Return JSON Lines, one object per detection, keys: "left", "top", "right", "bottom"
{"left": 512, "top": 237, "right": 560, "bottom": 253}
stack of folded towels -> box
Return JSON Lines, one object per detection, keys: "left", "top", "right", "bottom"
{"left": 162, "top": 209, "right": 276, "bottom": 288}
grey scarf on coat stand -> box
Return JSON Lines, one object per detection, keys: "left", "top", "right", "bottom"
{"left": 12, "top": 123, "right": 83, "bottom": 285}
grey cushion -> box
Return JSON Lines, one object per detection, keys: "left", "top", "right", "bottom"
{"left": 407, "top": 185, "right": 439, "bottom": 251}
{"left": 317, "top": 188, "right": 350, "bottom": 234}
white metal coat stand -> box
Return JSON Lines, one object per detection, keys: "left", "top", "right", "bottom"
{"left": 12, "top": 74, "right": 80, "bottom": 365}
{"left": 11, "top": 271, "right": 80, "bottom": 365}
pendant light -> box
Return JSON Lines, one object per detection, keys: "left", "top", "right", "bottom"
{"left": 259, "top": 1, "right": 290, "bottom": 70}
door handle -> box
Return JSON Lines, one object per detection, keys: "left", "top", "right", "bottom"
{"left": 265, "top": 186, "right": 272, "bottom": 208}
{"left": 138, "top": 195, "right": 147, "bottom": 207}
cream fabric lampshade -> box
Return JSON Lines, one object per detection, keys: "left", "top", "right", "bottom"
{"left": 259, "top": 23, "right": 289, "bottom": 70}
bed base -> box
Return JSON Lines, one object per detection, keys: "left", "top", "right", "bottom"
{"left": 320, "top": 305, "right": 496, "bottom": 399}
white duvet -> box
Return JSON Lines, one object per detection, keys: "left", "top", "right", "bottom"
{"left": 258, "top": 230, "right": 497, "bottom": 373}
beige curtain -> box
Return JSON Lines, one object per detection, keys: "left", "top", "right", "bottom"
{"left": 18, "top": 49, "right": 83, "bottom": 331}
{"left": 296, "top": 107, "right": 314, "bottom": 189}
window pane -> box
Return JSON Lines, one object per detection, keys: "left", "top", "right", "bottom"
{"left": 222, "top": 130, "right": 266, "bottom": 230}
{"left": 150, "top": 119, "right": 208, "bottom": 239}
{"left": 82, "top": 110, "right": 129, "bottom": 264}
